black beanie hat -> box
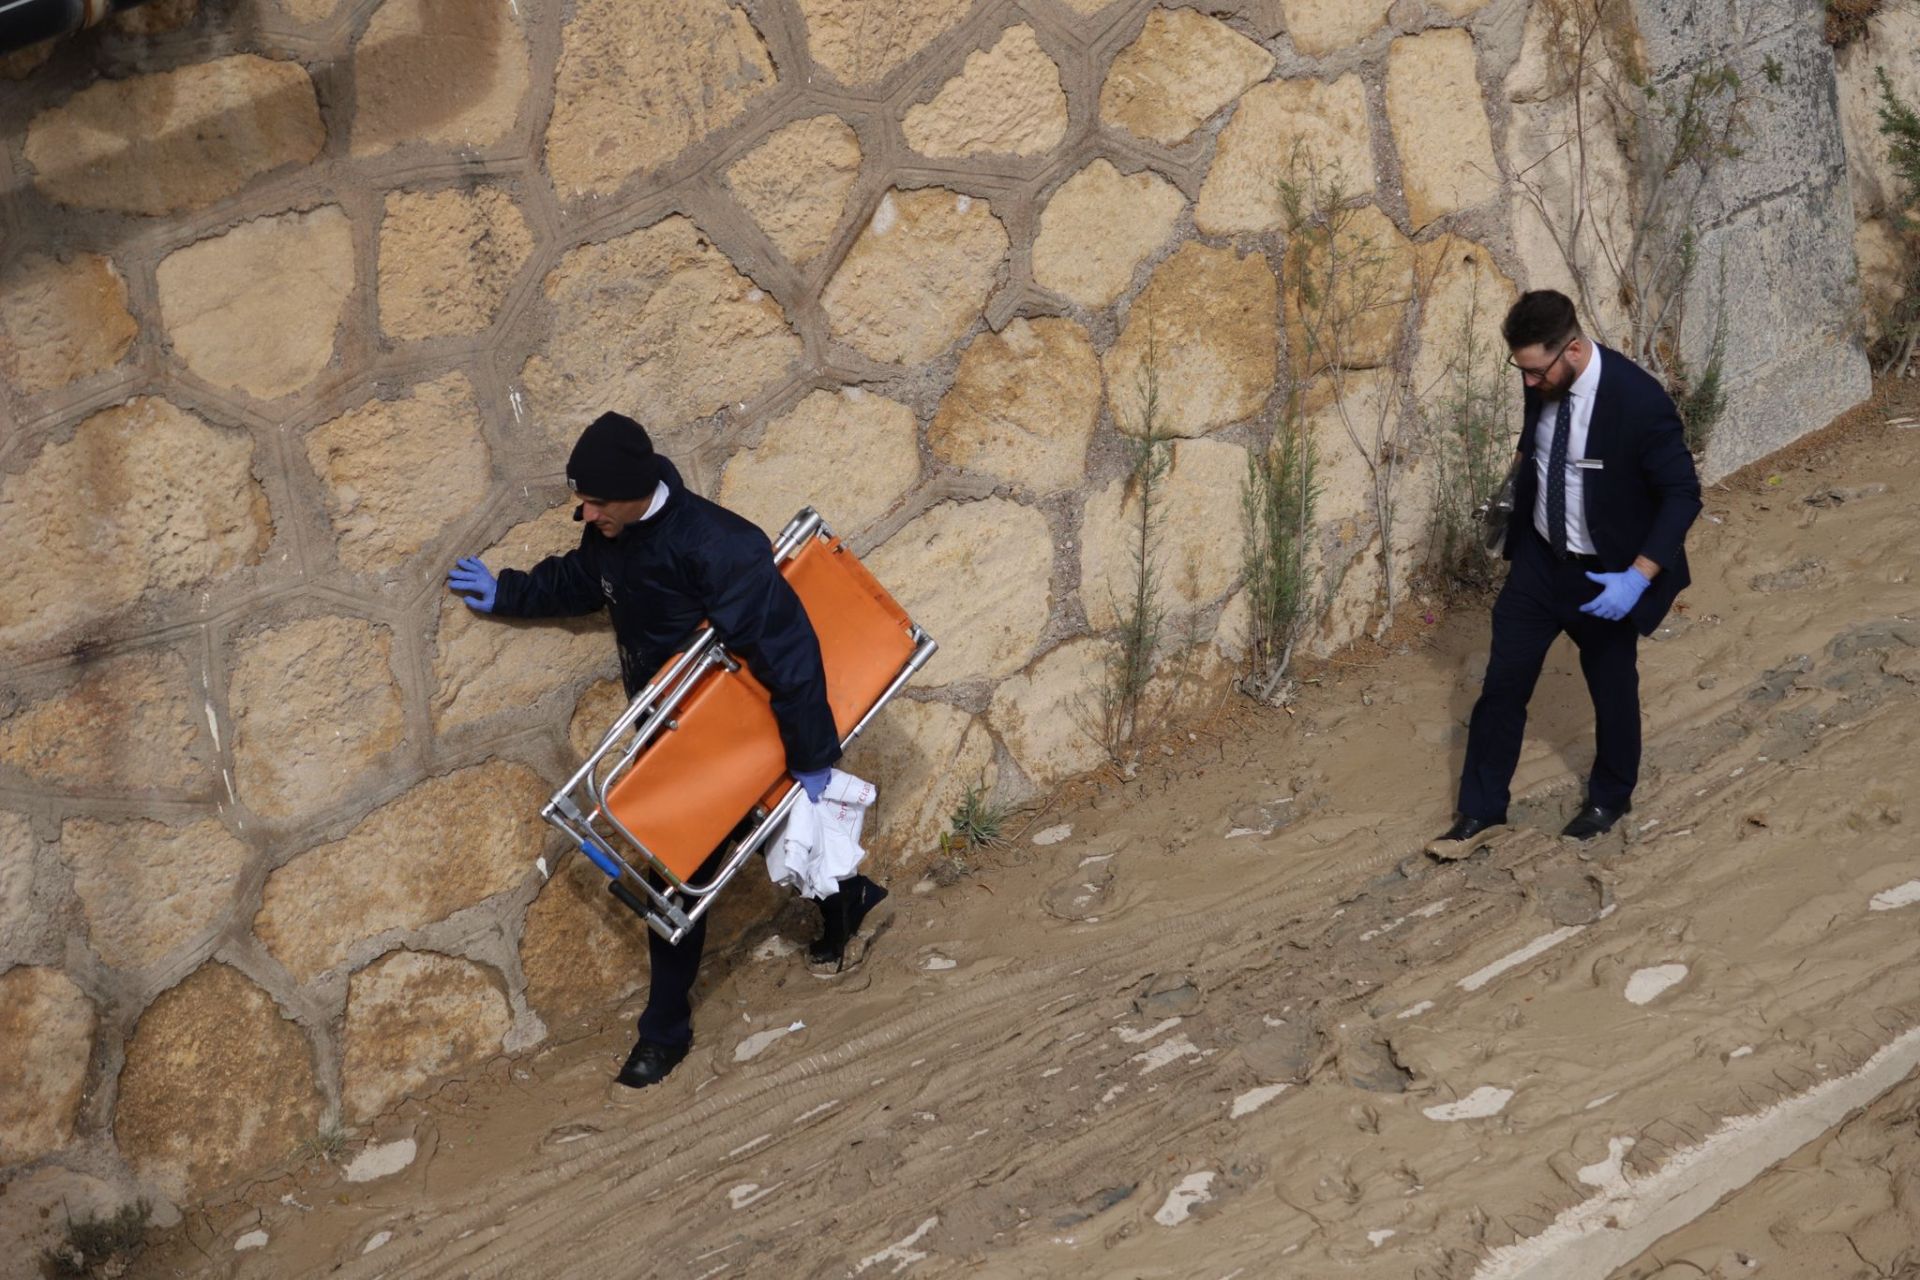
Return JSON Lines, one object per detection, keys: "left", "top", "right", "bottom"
{"left": 567, "top": 411, "right": 662, "bottom": 502}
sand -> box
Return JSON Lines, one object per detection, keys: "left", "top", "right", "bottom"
{"left": 129, "top": 384, "right": 1920, "bottom": 1278}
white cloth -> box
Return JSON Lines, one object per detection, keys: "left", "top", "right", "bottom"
{"left": 638, "top": 480, "right": 669, "bottom": 521}
{"left": 1531, "top": 344, "right": 1603, "bottom": 554}
{"left": 766, "top": 769, "right": 876, "bottom": 900}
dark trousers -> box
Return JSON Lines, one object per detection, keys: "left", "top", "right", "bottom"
{"left": 635, "top": 846, "right": 726, "bottom": 1049}
{"left": 1457, "top": 526, "right": 1641, "bottom": 820}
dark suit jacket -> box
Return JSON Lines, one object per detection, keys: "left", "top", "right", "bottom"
{"left": 1505, "top": 344, "right": 1703, "bottom": 635}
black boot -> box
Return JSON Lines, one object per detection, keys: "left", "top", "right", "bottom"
{"left": 809, "top": 875, "right": 888, "bottom": 971}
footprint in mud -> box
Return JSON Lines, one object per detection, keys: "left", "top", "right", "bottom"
{"left": 1041, "top": 857, "right": 1135, "bottom": 922}
{"left": 1749, "top": 559, "right": 1826, "bottom": 593}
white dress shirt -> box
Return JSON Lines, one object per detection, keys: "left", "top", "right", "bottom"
{"left": 1532, "top": 344, "right": 1603, "bottom": 554}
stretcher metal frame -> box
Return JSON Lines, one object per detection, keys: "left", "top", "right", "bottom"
{"left": 540, "top": 508, "right": 938, "bottom": 944}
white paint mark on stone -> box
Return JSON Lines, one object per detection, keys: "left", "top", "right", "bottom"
{"left": 1870, "top": 880, "right": 1920, "bottom": 911}
{"left": 363, "top": 1231, "right": 393, "bottom": 1254}
{"left": 1624, "top": 964, "right": 1688, "bottom": 1005}
{"left": 735, "top": 1020, "right": 806, "bottom": 1062}
{"left": 1459, "top": 926, "right": 1586, "bottom": 992}
{"left": 954, "top": 194, "right": 972, "bottom": 213}
{"left": 854, "top": 1214, "right": 938, "bottom": 1274}
{"left": 344, "top": 1137, "right": 417, "bottom": 1183}
{"left": 234, "top": 1229, "right": 268, "bottom": 1251}
{"left": 870, "top": 193, "right": 898, "bottom": 235}
{"left": 1230, "top": 1083, "right": 1290, "bottom": 1118}
{"left": 1116, "top": 1017, "right": 1181, "bottom": 1044}
{"left": 1396, "top": 1000, "right": 1436, "bottom": 1020}
{"left": 1132, "top": 1035, "right": 1203, "bottom": 1074}
{"left": 204, "top": 702, "right": 222, "bottom": 750}
{"left": 1153, "top": 1172, "right": 1216, "bottom": 1226}
{"left": 745, "top": 288, "right": 764, "bottom": 303}
{"left": 535, "top": 856, "right": 549, "bottom": 878}
{"left": 1032, "top": 824, "right": 1073, "bottom": 845}
{"left": 1423, "top": 1085, "right": 1513, "bottom": 1121}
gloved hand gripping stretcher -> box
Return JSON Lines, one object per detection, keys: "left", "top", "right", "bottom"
{"left": 540, "top": 508, "right": 936, "bottom": 943}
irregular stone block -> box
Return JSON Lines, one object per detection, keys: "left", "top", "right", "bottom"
{"left": 0, "top": 967, "right": 93, "bottom": 1164}
{"left": 866, "top": 498, "right": 1053, "bottom": 685}
{"left": 1280, "top": 0, "right": 1391, "bottom": 56}
{"left": 521, "top": 216, "right": 801, "bottom": 439}
{"left": 1387, "top": 29, "right": 1500, "bottom": 229}
{"left": 928, "top": 317, "right": 1101, "bottom": 492}
{"left": 795, "top": 0, "right": 972, "bottom": 88}
{"left": 229, "top": 616, "right": 407, "bottom": 822}
{"left": 1854, "top": 219, "right": 1909, "bottom": 343}
{"left": 61, "top": 817, "right": 253, "bottom": 972}
{"left": 0, "top": 253, "right": 137, "bottom": 393}
{"left": 378, "top": 188, "right": 533, "bottom": 342}
{"left": 115, "top": 963, "right": 321, "bottom": 1201}
{"left": 341, "top": 950, "right": 511, "bottom": 1120}
{"left": 520, "top": 858, "right": 650, "bottom": 1024}
{"left": 1032, "top": 160, "right": 1185, "bottom": 309}
{"left": 0, "top": 649, "right": 209, "bottom": 794}
{"left": 902, "top": 24, "right": 1068, "bottom": 159}
{"left": 354, "top": 0, "right": 530, "bottom": 156}
{"left": 718, "top": 388, "right": 920, "bottom": 537}
{"left": 1104, "top": 241, "right": 1278, "bottom": 437}
{"left": 22, "top": 55, "right": 322, "bottom": 216}
{"left": 1196, "top": 75, "right": 1373, "bottom": 235}
{"left": 567, "top": 678, "right": 627, "bottom": 761}
{"left": 840, "top": 698, "right": 996, "bottom": 863}
{"left": 1099, "top": 8, "right": 1274, "bottom": 146}
{"left": 0, "top": 398, "right": 268, "bottom": 657}
{"left": 1080, "top": 438, "right": 1248, "bottom": 632}
{"left": 254, "top": 762, "right": 549, "bottom": 982}
{"left": 1, "top": 813, "right": 33, "bottom": 961}
{"left": 821, "top": 188, "right": 1008, "bottom": 366}
{"left": 1410, "top": 237, "right": 1518, "bottom": 412}
{"left": 1836, "top": 6, "right": 1920, "bottom": 220}
{"left": 1287, "top": 204, "right": 1416, "bottom": 375}
{"left": 546, "top": 0, "right": 774, "bottom": 195}
{"left": 987, "top": 639, "right": 1112, "bottom": 788}
{"left": 432, "top": 508, "right": 610, "bottom": 731}
{"left": 724, "top": 115, "right": 863, "bottom": 266}
{"left": 155, "top": 207, "right": 355, "bottom": 400}
{"left": 1304, "top": 367, "right": 1393, "bottom": 535}
{"left": 0, "top": 1167, "right": 125, "bottom": 1272}
{"left": 306, "top": 374, "right": 492, "bottom": 574}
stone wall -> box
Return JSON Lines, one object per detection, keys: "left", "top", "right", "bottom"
{"left": 0, "top": 0, "right": 1900, "bottom": 1236}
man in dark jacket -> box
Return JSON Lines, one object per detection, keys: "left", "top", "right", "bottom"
{"left": 1429, "top": 290, "right": 1703, "bottom": 856}
{"left": 447, "top": 411, "right": 887, "bottom": 1089}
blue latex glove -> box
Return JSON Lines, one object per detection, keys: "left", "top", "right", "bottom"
{"left": 794, "top": 768, "right": 831, "bottom": 803}
{"left": 1579, "top": 567, "right": 1651, "bottom": 622}
{"left": 448, "top": 555, "right": 498, "bottom": 613}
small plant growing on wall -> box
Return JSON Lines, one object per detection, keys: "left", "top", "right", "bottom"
{"left": 1874, "top": 65, "right": 1920, "bottom": 378}
{"left": 1240, "top": 396, "right": 1317, "bottom": 702}
{"left": 1098, "top": 333, "right": 1174, "bottom": 754}
{"left": 1423, "top": 270, "right": 1511, "bottom": 594}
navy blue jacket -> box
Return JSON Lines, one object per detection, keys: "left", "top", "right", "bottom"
{"left": 492, "top": 459, "right": 841, "bottom": 773}
{"left": 1506, "top": 345, "right": 1703, "bottom": 635}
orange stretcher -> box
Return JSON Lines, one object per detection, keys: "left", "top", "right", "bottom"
{"left": 541, "top": 508, "right": 937, "bottom": 943}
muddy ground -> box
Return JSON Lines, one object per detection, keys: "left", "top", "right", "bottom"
{"left": 131, "top": 384, "right": 1920, "bottom": 1279}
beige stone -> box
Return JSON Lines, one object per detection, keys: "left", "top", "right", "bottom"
{"left": 1855, "top": 219, "right": 1911, "bottom": 343}
{"left": 1080, "top": 438, "right": 1249, "bottom": 631}
{"left": 307, "top": 374, "right": 492, "bottom": 574}
{"left": 568, "top": 678, "right": 628, "bottom": 761}
{"left": 719, "top": 388, "right": 920, "bottom": 536}
{"left": 1304, "top": 367, "right": 1392, "bottom": 536}
{"left": 1196, "top": 74, "right": 1374, "bottom": 235}
{"left": 796, "top": 0, "right": 972, "bottom": 88}
{"left": 255, "top": 762, "right": 549, "bottom": 982}
{"left": 61, "top": 817, "right": 251, "bottom": 972}
{"left": 1410, "top": 237, "right": 1518, "bottom": 403}
{"left": 1837, "top": 6, "right": 1920, "bottom": 220}
{"left": 1145, "top": 626, "right": 1235, "bottom": 721}
{"left": 115, "top": 963, "right": 321, "bottom": 1200}
{"left": 1099, "top": 8, "right": 1275, "bottom": 147}
{"left": 1433, "top": 0, "right": 1493, "bottom": 14}
{"left": 433, "top": 508, "right": 611, "bottom": 731}
{"left": 0, "top": 967, "right": 93, "bottom": 1164}
{"left": 1387, "top": 29, "right": 1499, "bottom": 230}
{"left": 156, "top": 207, "right": 355, "bottom": 400}
{"left": 725, "top": 116, "right": 863, "bottom": 265}
{"left": 840, "top": 698, "right": 996, "bottom": 863}
{"left": 1032, "top": 160, "right": 1186, "bottom": 309}
{"left": 341, "top": 950, "right": 511, "bottom": 1120}
{"left": 521, "top": 216, "right": 801, "bottom": 439}
{"left": 866, "top": 498, "right": 1053, "bottom": 685}
{"left": 0, "top": 398, "right": 268, "bottom": 656}
{"left": 928, "top": 318, "right": 1101, "bottom": 492}
{"left": 22, "top": 55, "right": 322, "bottom": 216}
{"left": 0, "top": 41, "right": 53, "bottom": 80}
{"left": 987, "top": 639, "right": 1112, "bottom": 788}
{"left": 229, "top": 616, "right": 407, "bottom": 822}
{"left": 1104, "top": 241, "right": 1279, "bottom": 437}
{"left": 0, "top": 650, "right": 208, "bottom": 795}
{"left": 520, "top": 858, "right": 651, "bottom": 1023}
{"left": 0, "top": 253, "right": 136, "bottom": 393}
{"left": 1287, "top": 203, "right": 1416, "bottom": 375}
{"left": 902, "top": 25, "right": 1068, "bottom": 159}
{"left": 1057, "top": 0, "right": 1124, "bottom": 11}
{"left": 1, "top": 813, "right": 32, "bottom": 959}
{"left": 547, "top": 0, "right": 774, "bottom": 196}
{"left": 821, "top": 188, "right": 1009, "bottom": 366}
{"left": 1280, "top": 0, "right": 1392, "bottom": 56}
{"left": 0, "top": 1167, "right": 125, "bottom": 1273}
{"left": 378, "top": 188, "right": 533, "bottom": 341}
{"left": 354, "top": 0, "right": 530, "bottom": 156}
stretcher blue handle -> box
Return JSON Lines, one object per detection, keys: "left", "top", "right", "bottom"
{"left": 579, "top": 839, "right": 622, "bottom": 879}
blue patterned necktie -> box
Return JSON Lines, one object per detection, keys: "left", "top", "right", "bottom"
{"left": 1546, "top": 395, "right": 1572, "bottom": 557}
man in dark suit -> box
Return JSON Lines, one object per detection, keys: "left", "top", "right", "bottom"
{"left": 1429, "top": 290, "right": 1702, "bottom": 855}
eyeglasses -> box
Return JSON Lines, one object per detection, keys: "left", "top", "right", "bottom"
{"left": 1507, "top": 336, "right": 1576, "bottom": 384}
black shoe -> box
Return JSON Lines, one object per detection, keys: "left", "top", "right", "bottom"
{"left": 1424, "top": 814, "right": 1505, "bottom": 860}
{"left": 615, "top": 1037, "right": 687, "bottom": 1090}
{"left": 1561, "top": 802, "right": 1630, "bottom": 841}
{"left": 808, "top": 876, "right": 889, "bottom": 971}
